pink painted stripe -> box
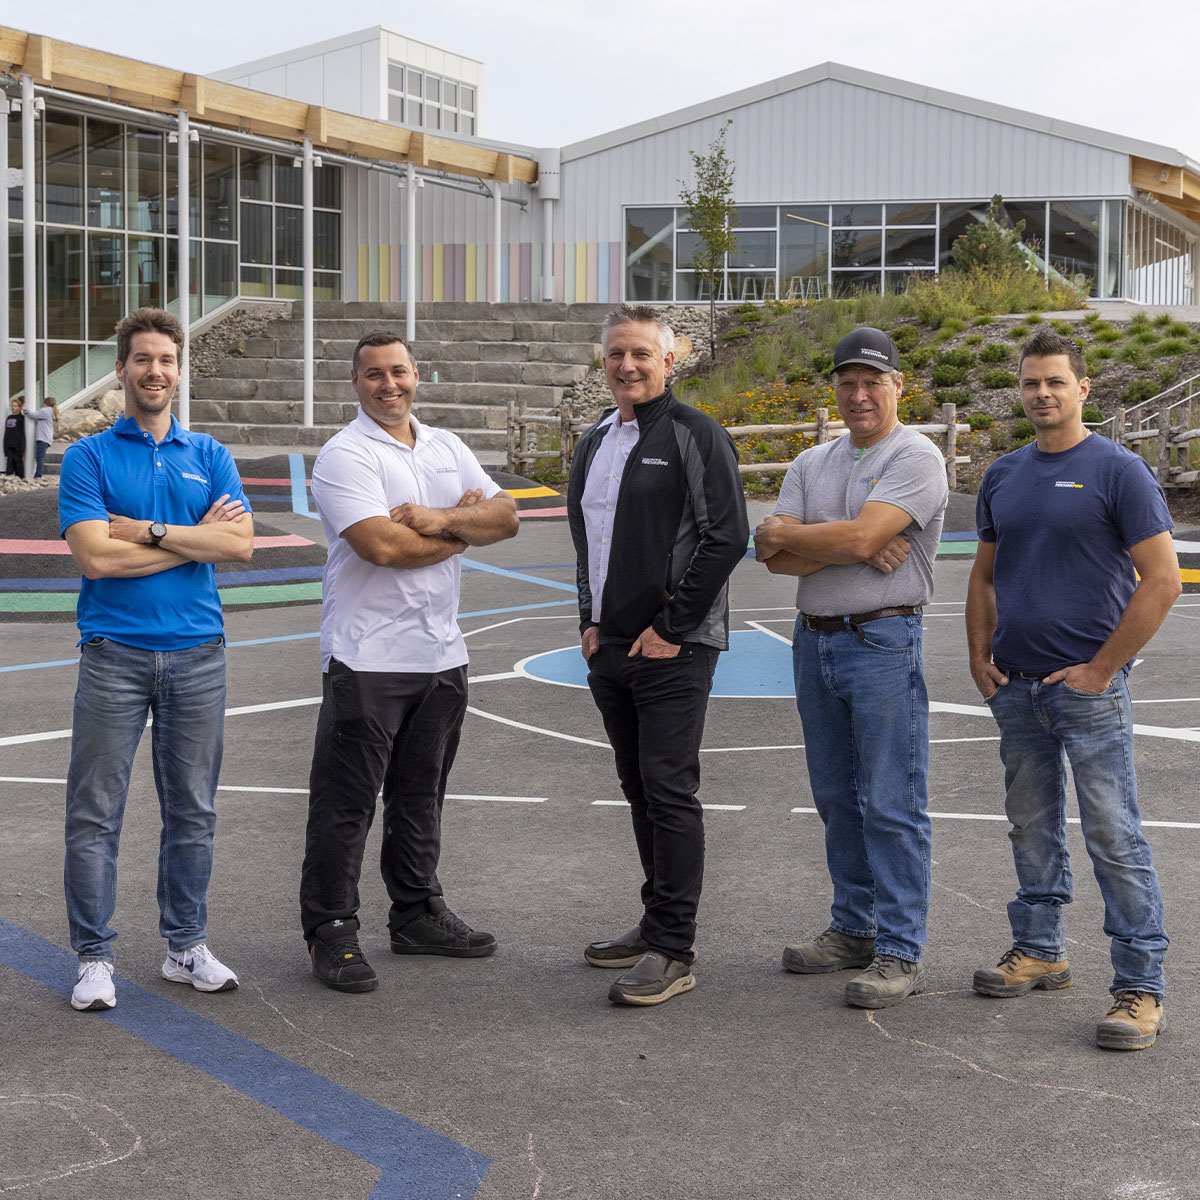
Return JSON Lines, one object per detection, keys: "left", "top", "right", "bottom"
{"left": 0, "top": 534, "right": 314, "bottom": 555}
{"left": 239, "top": 477, "right": 308, "bottom": 486}
{"left": 516, "top": 506, "right": 567, "bottom": 519}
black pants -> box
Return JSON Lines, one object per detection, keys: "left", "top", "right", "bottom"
{"left": 299, "top": 659, "right": 468, "bottom": 941}
{"left": 4, "top": 449, "right": 21, "bottom": 475}
{"left": 586, "top": 642, "right": 719, "bottom": 962}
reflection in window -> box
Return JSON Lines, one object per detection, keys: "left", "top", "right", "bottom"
{"left": 831, "top": 269, "right": 880, "bottom": 297}
{"left": 43, "top": 111, "right": 84, "bottom": 226}
{"left": 885, "top": 202, "right": 936, "bottom": 226}
{"left": 885, "top": 228, "right": 935, "bottom": 268}
{"left": 240, "top": 203, "right": 271, "bottom": 265}
{"left": 128, "top": 130, "right": 163, "bottom": 233}
{"left": 1049, "top": 200, "right": 1100, "bottom": 292}
{"left": 87, "top": 120, "right": 124, "bottom": 229}
{"left": 831, "top": 227, "right": 882, "bottom": 269}
{"left": 240, "top": 149, "right": 272, "bottom": 201}
{"left": 45, "top": 230, "right": 83, "bottom": 340}
{"left": 128, "top": 236, "right": 163, "bottom": 310}
{"left": 626, "top": 207, "right": 673, "bottom": 301}
{"left": 203, "top": 143, "right": 236, "bottom": 240}
{"left": 87, "top": 233, "right": 124, "bottom": 341}
{"left": 832, "top": 204, "right": 881, "bottom": 226}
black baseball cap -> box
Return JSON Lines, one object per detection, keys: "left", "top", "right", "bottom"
{"left": 833, "top": 327, "right": 901, "bottom": 373}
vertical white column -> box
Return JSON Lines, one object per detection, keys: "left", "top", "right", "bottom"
{"left": 535, "top": 148, "right": 561, "bottom": 304}
{"left": 542, "top": 198, "right": 554, "bottom": 302}
{"left": 491, "top": 181, "right": 502, "bottom": 303}
{"left": 177, "top": 109, "right": 191, "bottom": 428}
{"left": 302, "top": 137, "right": 314, "bottom": 428}
{"left": 405, "top": 161, "right": 417, "bottom": 342}
{"left": 21, "top": 76, "right": 36, "bottom": 476}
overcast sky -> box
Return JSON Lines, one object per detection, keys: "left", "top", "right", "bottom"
{"left": 20, "top": 0, "right": 1200, "bottom": 158}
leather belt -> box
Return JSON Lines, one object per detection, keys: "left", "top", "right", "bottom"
{"left": 802, "top": 606, "right": 920, "bottom": 633}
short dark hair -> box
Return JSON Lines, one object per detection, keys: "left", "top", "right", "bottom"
{"left": 600, "top": 304, "right": 675, "bottom": 356}
{"left": 352, "top": 331, "right": 416, "bottom": 372}
{"left": 1018, "top": 328, "right": 1087, "bottom": 383}
{"left": 115, "top": 308, "right": 185, "bottom": 367}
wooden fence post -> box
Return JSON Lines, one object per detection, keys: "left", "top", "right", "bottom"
{"left": 939, "top": 402, "right": 957, "bottom": 491}
{"left": 815, "top": 406, "right": 829, "bottom": 444}
{"left": 1157, "top": 399, "right": 1171, "bottom": 488}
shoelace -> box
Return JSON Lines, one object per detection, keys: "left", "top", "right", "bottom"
{"left": 431, "top": 909, "right": 472, "bottom": 937}
{"left": 1107, "top": 990, "right": 1146, "bottom": 1017}
{"left": 80, "top": 960, "right": 111, "bottom": 982}
{"left": 996, "top": 948, "right": 1025, "bottom": 969}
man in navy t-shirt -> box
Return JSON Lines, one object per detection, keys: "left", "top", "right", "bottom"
{"left": 58, "top": 308, "right": 254, "bottom": 1013}
{"left": 966, "top": 328, "right": 1181, "bottom": 1051}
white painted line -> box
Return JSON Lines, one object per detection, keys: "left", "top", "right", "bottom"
{"left": 0, "top": 775, "right": 67, "bottom": 784}
{"left": 227, "top": 697, "right": 321, "bottom": 716}
{"left": 790, "top": 807, "right": 1200, "bottom": 829}
{"left": 702, "top": 743, "right": 804, "bottom": 753}
{"left": 466, "top": 705, "right": 610, "bottom": 748}
{"left": 1132, "top": 697, "right": 1200, "bottom": 705}
{"left": 930, "top": 736, "right": 1002, "bottom": 744}
{"left": 930, "top": 701, "right": 990, "bottom": 716}
{"left": 468, "top": 671, "right": 522, "bottom": 683}
{"left": 591, "top": 799, "right": 745, "bottom": 811}
{"left": 0, "top": 728, "right": 72, "bottom": 747}
{"left": 450, "top": 794, "right": 547, "bottom": 803}
{"left": 743, "top": 620, "right": 793, "bottom": 646}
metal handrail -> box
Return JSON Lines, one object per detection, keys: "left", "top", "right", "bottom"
{"left": 1094, "top": 370, "right": 1200, "bottom": 439}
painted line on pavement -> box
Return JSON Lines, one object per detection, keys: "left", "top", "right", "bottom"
{"left": 289, "top": 453, "right": 321, "bottom": 520}
{"left": 789, "top": 807, "right": 1200, "bottom": 829}
{"left": 0, "top": 919, "right": 489, "bottom": 1199}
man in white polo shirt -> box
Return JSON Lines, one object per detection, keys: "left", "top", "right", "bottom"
{"left": 299, "top": 331, "right": 519, "bottom": 993}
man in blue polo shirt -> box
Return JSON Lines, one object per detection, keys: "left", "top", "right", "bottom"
{"left": 58, "top": 307, "right": 254, "bottom": 1013}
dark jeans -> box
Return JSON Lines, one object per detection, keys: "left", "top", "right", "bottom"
{"left": 299, "top": 660, "right": 468, "bottom": 942}
{"left": 4, "top": 449, "right": 22, "bottom": 475}
{"left": 34, "top": 440, "right": 48, "bottom": 478}
{"left": 586, "top": 642, "right": 719, "bottom": 962}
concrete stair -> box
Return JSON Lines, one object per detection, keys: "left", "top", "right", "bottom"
{"left": 190, "top": 301, "right": 610, "bottom": 458}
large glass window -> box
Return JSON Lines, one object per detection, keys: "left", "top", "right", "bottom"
{"left": 203, "top": 142, "right": 236, "bottom": 240}
{"left": 43, "top": 111, "right": 84, "bottom": 226}
{"left": 1049, "top": 200, "right": 1101, "bottom": 292}
{"left": 87, "top": 233, "right": 124, "bottom": 341}
{"left": 780, "top": 206, "right": 828, "bottom": 300}
{"left": 87, "top": 120, "right": 124, "bottom": 229}
{"left": 45, "top": 229, "right": 83, "bottom": 340}
{"left": 127, "top": 130, "right": 163, "bottom": 233}
{"left": 625, "top": 207, "right": 673, "bottom": 301}
{"left": 128, "top": 236, "right": 163, "bottom": 310}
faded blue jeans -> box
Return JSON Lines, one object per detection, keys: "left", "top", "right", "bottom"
{"left": 792, "top": 613, "right": 932, "bottom": 962}
{"left": 64, "top": 636, "right": 227, "bottom": 961}
{"left": 985, "top": 674, "right": 1167, "bottom": 996}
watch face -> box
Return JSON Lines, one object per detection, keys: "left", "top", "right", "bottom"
{"left": 150, "top": 522, "right": 167, "bottom": 541}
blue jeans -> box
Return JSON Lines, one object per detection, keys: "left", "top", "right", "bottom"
{"left": 64, "top": 636, "right": 227, "bottom": 961}
{"left": 792, "top": 614, "right": 931, "bottom": 961}
{"left": 985, "top": 674, "right": 1167, "bottom": 996}
{"left": 34, "top": 439, "right": 48, "bottom": 478}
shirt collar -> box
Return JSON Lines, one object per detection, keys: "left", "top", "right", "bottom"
{"left": 113, "top": 413, "right": 187, "bottom": 445}
{"left": 354, "top": 407, "right": 424, "bottom": 447}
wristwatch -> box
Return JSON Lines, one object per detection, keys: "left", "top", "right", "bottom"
{"left": 148, "top": 522, "right": 167, "bottom": 547}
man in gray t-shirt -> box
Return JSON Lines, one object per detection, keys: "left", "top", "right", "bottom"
{"left": 754, "top": 327, "right": 948, "bottom": 1010}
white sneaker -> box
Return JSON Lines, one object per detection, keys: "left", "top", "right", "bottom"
{"left": 71, "top": 960, "right": 116, "bottom": 1011}
{"left": 162, "top": 943, "right": 239, "bottom": 993}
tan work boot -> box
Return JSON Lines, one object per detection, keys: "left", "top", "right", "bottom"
{"left": 844, "top": 954, "right": 926, "bottom": 1009}
{"left": 973, "top": 947, "right": 1073, "bottom": 998}
{"left": 1096, "top": 990, "right": 1165, "bottom": 1051}
{"left": 782, "top": 927, "right": 875, "bottom": 974}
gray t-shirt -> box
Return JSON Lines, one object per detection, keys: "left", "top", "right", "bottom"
{"left": 774, "top": 424, "right": 948, "bottom": 615}
{"left": 27, "top": 407, "right": 55, "bottom": 445}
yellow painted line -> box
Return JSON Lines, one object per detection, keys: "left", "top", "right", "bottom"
{"left": 505, "top": 486, "right": 561, "bottom": 499}
{"left": 1182, "top": 568, "right": 1200, "bottom": 583}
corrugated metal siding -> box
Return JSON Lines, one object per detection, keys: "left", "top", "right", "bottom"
{"left": 558, "top": 78, "right": 1131, "bottom": 243}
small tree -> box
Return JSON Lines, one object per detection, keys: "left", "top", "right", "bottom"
{"left": 950, "top": 195, "right": 1032, "bottom": 274}
{"left": 679, "top": 120, "right": 739, "bottom": 359}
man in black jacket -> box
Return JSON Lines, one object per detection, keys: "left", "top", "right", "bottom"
{"left": 567, "top": 304, "right": 748, "bottom": 1006}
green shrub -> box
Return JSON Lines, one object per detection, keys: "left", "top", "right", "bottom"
{"left": 1157, "top": 362, "right": 1180, "bottom": 386}
{"left": 1008, "top": 324, "right": 1031, "bottom": 341}
{"left": 964, "top": 334, "right": 984, "bottom": 346}
{"left": 1117, "top": 343, "right": 1149, "bottom": 367}
{"left": 1130, "top": 312, "right": 1152, "bottom": 329}
{"left": 1121, "top": 379, "right": 1159, "bottom": 405}
{"left": 934, "top": 387, "right": 972, "bottom": 407}
{"left": 1012, "top": 418, "right": 1036, "bottom": 440}
{"left": 1093, "top": 328, "right": 1122, "bottom": 344}
{"left": 1164, "top": 321, "right": 1192, "bottom": 338}
{"left": 1081, "top": 405, "right": 1104, "bottom": 424}
{"left": 677, "top": 376, "right": 704, "bottom": 391}
{"left": 1011, "top": 400, "right": 1026, "bottom": 417}
{"left": 1151, "top": 312, "right": 1172, "bottom": 327}
{"left": 809, "top": 350, "right": 834, "bottom": 375}
{"left": 1084, "top": 352, "right": 1106, "bottom": 378}
{"left": 890, "top": 324, "right": 922, "bottom": 352}
{"left": 981, "top": 368, "right": 1018, "bottom": 389}
{"left": 948, "top": 195, "right": 1032, "bottom": 273}
{"left": 1133, "top": 330, "right": 1160, "bottom": 345}
{"left": 739, "top": 310, "right": 765, "bottom": 324}
{"left": 1082, "top": 311, "right": 1102, "bottom": 325}
{"left": 724, "top": 328, "right": 750, "bottom": 341}
{"left": 979, "top": 342, "right": 1010, "bottom": 363}
{"left": 1025, "top": 313, "right": 1044, "bottom": 324}
{"left": 1091, "top": 346, "right": 1114, "bottom": 359}
{"left": 784, "top": 368, "right": 807, "bottom": 385}
{"left": 1151, "top": 337, "right": 1190, "bottom": 357}
{"left": 904, "top": 264, "right": 1084, "bottom": 328}
{"left": 1050, "top": 320, "right": 1075, "bottom": 335}
{"left": 931, "top": 363, "right": 970, "bottom": 387}
{"left": 972, "top": 315, "right": 994, "bottom": 326}
{"left": 904, "top": 346, "right": 934, "bottom": 369}
{"left": 750, "top": 335, "right": 787, "bottom": 377}
{"left": 733, "top": 303, "right": 757, "bottom": 315}
{"left": 967, "top": 412, "right": 995, "bottom": 430}
{"left": 908, "top": 395, "right": 933, "bottom": 420}
{"left": 1010, "top": 435, "right": 1035, "bottom": 451}
{"left": 990, "top": 424, "right": 1010, "bottom": 451}
{"left": 936, "top": 347, "right": 977, "bottom": 368}
{"left": 940, "top": 317, "right": 968, "bottom": 335}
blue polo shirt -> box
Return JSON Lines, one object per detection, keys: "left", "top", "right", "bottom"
{"left": 58, "top": 415, "right": 250, "bottom": 650}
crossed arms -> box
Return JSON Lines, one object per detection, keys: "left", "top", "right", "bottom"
{"left": 753, "top": 501, "right": 915, "bottom": 576}
{"left": 341, "top": 489, "right": 519, "bottom": 568}
{"left": 65, "top": 496, "right": 254, "bottom": 580}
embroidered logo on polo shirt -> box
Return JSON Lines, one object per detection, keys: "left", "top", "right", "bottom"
{"left": 641, "top": 457, "right": 669, "bottom": 467}
{"left": 1054, "top": 481, "right": 1084, "bottom": 489}
{"left": 181, "top": 472, "right": 208, "bottom": 484}
{"left": 435, "top": 467, "right": 457, "bottom": 474}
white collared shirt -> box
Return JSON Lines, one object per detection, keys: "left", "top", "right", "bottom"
{"left": 311, "top": 409, "right": 501, "bottom": 673}
{"left": 580, "top": 411, "right": 639, "bottom": 622}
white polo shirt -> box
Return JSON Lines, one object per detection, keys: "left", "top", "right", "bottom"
{"left": 311, "top": 409, "right": 501, "bottom": 674}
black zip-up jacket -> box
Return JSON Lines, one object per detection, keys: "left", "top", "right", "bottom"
{"left": 567, "top": 387, "right": 749, "bottom": 649}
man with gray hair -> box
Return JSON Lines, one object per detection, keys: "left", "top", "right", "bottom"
{"left": 755, "top": 327, "right": 947, "bottom": 1010}
{"left": 567, "top": 304, "right": 748, "bottom": 1006}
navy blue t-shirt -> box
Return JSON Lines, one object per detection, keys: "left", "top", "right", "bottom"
{"left": 976, "top": 434, "right": 1172, "bottom": 673}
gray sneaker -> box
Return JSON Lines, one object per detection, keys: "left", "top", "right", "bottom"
{"left": 844, "top": 954, "right": 927, "bottom": 1009}
{"left": 783, "top": 927, "right": 876, "bottom": 974}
